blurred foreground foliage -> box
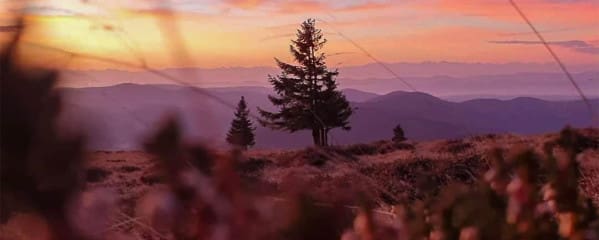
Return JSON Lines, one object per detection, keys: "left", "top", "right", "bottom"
{"left": 2, "top": 28, "right": 599, "bottom": 240}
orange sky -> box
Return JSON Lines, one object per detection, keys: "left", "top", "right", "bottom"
{"left": 1, "top": 0, "right": 598, "bottom": 70}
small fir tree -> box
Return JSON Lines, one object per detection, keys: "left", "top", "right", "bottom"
{"left": 226, "top": 96, "right": 255, "bottom": 149}
{"left": 392, "top": 124, "right": 406, "bottom": 142}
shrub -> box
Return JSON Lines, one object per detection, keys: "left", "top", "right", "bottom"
{"left": 107, "top": 159, "right": 125, "bottom": 163}
{"left": 238, "top": 157, "right": 272, "bottom": 175}
{"left": 86, "top": 167, "right": 111, "bottom": 183}
{"left": 118, "top": 165, "right": 141, "bottom": 173}
{"left": 337, "top": 140, "right": 414, "bottom": 156}
{"left": 302, "top": 147, "right": 331, "bottom": 166}
{"left": 341, "top": 143, "right": 380, "bottom": 156}
{"left": 471, "top": 133, "right": 498, "bottom": 141}
{"left": 377, "top": 141, "right": 415, "bottom": 154}
{"left": 438, "top": 139, "right": 473, "bottom": 154}
{"left": 140, "top": 173, "right": 164, "bottom": 185}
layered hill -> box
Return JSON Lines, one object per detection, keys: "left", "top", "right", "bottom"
{"left": 58, "top": 84, "right": 597, "bottom": 150}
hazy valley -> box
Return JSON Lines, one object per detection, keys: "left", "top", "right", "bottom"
{"left": 59, "top": 83, "right": 598, "bottom": 150}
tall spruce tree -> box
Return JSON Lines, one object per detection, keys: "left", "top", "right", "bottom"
{"left": 226, "top": 96, "right": 255, "bottom": 149}
{"left": 258, "top": 19, "right": 352, "bottom": 147}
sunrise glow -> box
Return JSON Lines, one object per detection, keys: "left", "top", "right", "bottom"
{"left": 0, "top": 0, "right": 595, "bottom": 71}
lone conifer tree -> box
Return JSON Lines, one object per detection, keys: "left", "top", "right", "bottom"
{"left": 392, "top": 124, "right": 406, "bottom": 142}
{"left": 258, "top": 19, "right": 352, "bottom": 147}
{"left": 226, "top": 96, "right": 255, "bottom": 149}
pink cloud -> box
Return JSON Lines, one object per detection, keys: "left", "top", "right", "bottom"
{"left": 223, "top": 0, "right": 268, "bottom": 9}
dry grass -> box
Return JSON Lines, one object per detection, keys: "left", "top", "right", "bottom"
{"left": 32, "top": 128, "right": 591, "bottom": 239}
{"left": 2, "top": 128, "right": 597, "bottom": 239}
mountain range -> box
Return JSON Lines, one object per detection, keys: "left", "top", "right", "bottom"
{"left": 58, "top": 84, "right": 598, "bottom": 150}
{"left": 60, "top": 63, "right": 599, "bottom": 100}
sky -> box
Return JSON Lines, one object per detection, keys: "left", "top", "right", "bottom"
{"left": 1, "top": 0, "right": 598, "bottom": 71}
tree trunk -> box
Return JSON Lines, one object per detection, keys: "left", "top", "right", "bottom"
{"left": 313, "top": 128, "right": 330, "bottom": 147}
{"left": 320, "top": 128, "right": 327, "bottom": 147}
{"left": 312, "top": 128, "right": 321, "bottom": 146}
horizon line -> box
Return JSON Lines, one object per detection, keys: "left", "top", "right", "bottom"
{"left": 59, "top": 60, "right": 599, "bottom": 72}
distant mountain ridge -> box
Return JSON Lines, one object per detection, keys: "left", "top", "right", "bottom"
{"left": 57, "top": 84, "right": 598, "bottom": 150}
{"left": 60, "top": 67, "right": 599, "bottom": 101}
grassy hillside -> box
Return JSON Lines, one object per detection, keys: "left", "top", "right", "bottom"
{"left": 5, "top": 129, "right": 596, "bottom": 239}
